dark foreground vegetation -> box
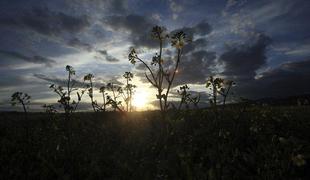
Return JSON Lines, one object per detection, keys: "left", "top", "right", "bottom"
{"left": 1, "top": 106, "right": 310, "bottom": 179}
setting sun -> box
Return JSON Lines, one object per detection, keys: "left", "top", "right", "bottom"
{"left": 132, "top": 91, "right": 148, "bottom": 110}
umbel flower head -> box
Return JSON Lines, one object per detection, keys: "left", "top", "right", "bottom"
{"left": 151, "top": 26, "right": 168, "bottom": 40}
{"left": 84, "top": 73, "right": 94, "bottom": 81}
{"left": 123, "top": 72, "right": 133, "bottom": 80}
{"left": 66, "top": 65, "right": 75, "bottom": 75}
{"left": 171, "top": 31, "right": 187, "bottom": 49}
{"left": 292, "top": 154, "right": 306, "bottom": 167}
{"left": 128, "top": 48, "right": 137, "bottom": 64}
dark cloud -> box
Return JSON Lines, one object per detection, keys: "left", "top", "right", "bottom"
{"left": 171, "top": 20, "right": 212, "bottom": 40}
{"left": 104, "top": 55, "right": 119, "bottom": 62}
{"left": 0, "top": 50, "right": 56, "bottom": 67}
{"left": 67, "top": 38, "right": 93, "bottom": 52}
{"left": 103, "top": 14, "right": 158, "bottom": 48}
{"left": 239, "top": 59, "right": 310, "bottom": 98}
{"left": 97, "top": 50, "right": 108, "bottom": 55}
{"left": 34, "top": 73, "right": 85, "bottom": 88}
{"left": 183, "top": 38, "right": 208, "bottom": 54}
{"left": 95, "top": 50, "right": 120, "bottom": 62}
{"left": 174, "top": 50, "right": 216, "bottom": 86}
{"left": 0, "top": 74, "right": 26, "bottom": 89}
{"left": 64, "top": 0, "right": 128, "bottom": 15}
{"left": 134, "top": 61, "right": 147, "bottom": 70}
{"left": 66, "top": 38, "right": 119, "bottom": 62}
{"left": 107, "top": 0, "right": 128, "bottom": 14}
{"left": 219, "top": 33, "right": 272, "bottom": 80}
{"left": 0, "top": 7, "right": 90, "bottom": 37}
{"left": 103, "top": 14, "right": 152, "bottom": 34}
{"left": 103, "top": 16, "right": 212, "bottom": 49}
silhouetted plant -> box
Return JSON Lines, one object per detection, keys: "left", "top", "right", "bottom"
{"left": 106, "top": 94, "right": 123, "bottom": 112}
{"left": 11, "top": 92, "right": 31, "bottom": 113}
{"left": 177, "top": 85, "right": 201, "bottom": 110}
{"left": 42, "top": 104, "right": 57, "bottom": 114}
{"left": 206, "top": 76, "right": 234, "bottom": 106}
{"left": 11, "top": 92, "right": 31, "bottom": 148}
{"left": 129, "top": 26, "right": 188, "bottom": 113}
{"left": 49, "top": 65, "right": 86, "bottom": 114}
{"left": 123, "top": 72, "right": 136, "bottom": 112}
{"left": 219, "top": 79, "right": 235, "bottom": 106}
{"left": 177, "top": 85, "right": 190, "bottom": 110}
{"left": 206, "top": 76, "right": 220, "bottom": 106}
{"left": 106, "top": 82, "right": 123, "bottom": 111}
{"left": 99, "top": 85, "right": 108, "bottom": 111}
{"left": 84, "top": 73, "right": 97, "bottom": 112}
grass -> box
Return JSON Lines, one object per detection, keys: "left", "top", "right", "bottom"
{"left": 1, "top": 106, "right": 310, "bottom": 179}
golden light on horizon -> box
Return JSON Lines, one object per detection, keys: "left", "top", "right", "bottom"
{"left": 132, "top": 90, "right": 149, "bottom": 110}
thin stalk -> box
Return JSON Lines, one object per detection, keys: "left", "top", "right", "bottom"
{"left": 126, "top": 78, "right": 129, "bottom": 112}
{"left": 102, "top": 91, "right": 106, "bottom": 111}
{"left": 136, "top": 57, "right": 157, "bottom": 87}
{"left": 164, "top": 48, "right": 182, "bottom": 110}
{"left": 157, "top": 39, "right": 164, "bottom": 112}
{"left": 222, "top": 84, "right": 232, "bottom": 106}
{"left": 90, "top": 79, "right": 96, "bottom": 112}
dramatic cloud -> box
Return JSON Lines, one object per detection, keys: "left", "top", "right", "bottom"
{"left": 171, "top": 20, "right": 212, "bottom": 40}
{"left": 169, "top": 0, "right": 183, "bottom": 20}
{"left": 33, "top": 73, "right": 85, "bottom": 88}
{"left": 174, "top": 50, "right": 216, "bottom": 86}
{"left": 0, "top": 74, "right": 27, "bottom": 89}
{"left": 0, "top": 7, "right": 90, "bottom": 37}
{"left": 219, "top": 33, "right": 272, "bottom": 80}
{"left": 103, "top": 14, "right": 158, "bottom": 48}
{"left": 65, "top": 0, "right": 128, "bottom": 15}
{"left": 183, "top": 38, "right": 208, "bottom": 55}
{"left": 66, "top": 38, "right": 120, "bottom": 62}
{"left": 0, "top": 50, "right": 56, "bottom": 67}
{"left": 235, "top": 59, "right": 310, "bottom": 98}
{"left": 67, "top": 38, "right": 93, "bottom": 52}
{"left": 96, "top": 50, "right": 120, "bottom": 62}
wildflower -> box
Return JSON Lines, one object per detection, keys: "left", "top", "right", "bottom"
{"left": 171, "top": 31, "right": 186, "bottom": 49}
{"left": 292, "top": 154, "right": 306, "bottom": 167}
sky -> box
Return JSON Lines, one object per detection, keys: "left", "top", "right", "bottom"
{"left": 0, "top": 0, "right": 310, "bottom": 111}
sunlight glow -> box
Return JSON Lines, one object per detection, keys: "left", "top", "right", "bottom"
{"left": 132, "top": 90, "right": 148, "bottom": 110}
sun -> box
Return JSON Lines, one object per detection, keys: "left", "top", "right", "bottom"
{"left": 132, "top": 91, "right": 148, "bottom": 110}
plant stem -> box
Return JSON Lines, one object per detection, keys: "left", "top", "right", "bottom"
{"left": 164, "top": 48, "right": 182, "bottom": 111}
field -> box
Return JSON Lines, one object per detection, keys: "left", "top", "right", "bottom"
{"left": 1, "top": 106, "right": 310, "bottom": 179}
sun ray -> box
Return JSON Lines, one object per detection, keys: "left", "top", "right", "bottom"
{"left": 132, "top": 90, "right": 148, "bottom": 110}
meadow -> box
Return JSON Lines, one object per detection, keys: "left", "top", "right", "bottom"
{"left": 1, "top": 105, "right": 309, "bottom": 179}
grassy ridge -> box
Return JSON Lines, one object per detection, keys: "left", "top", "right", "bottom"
{"left": 1, "top": 106, "right": 310, "bottom": 179}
